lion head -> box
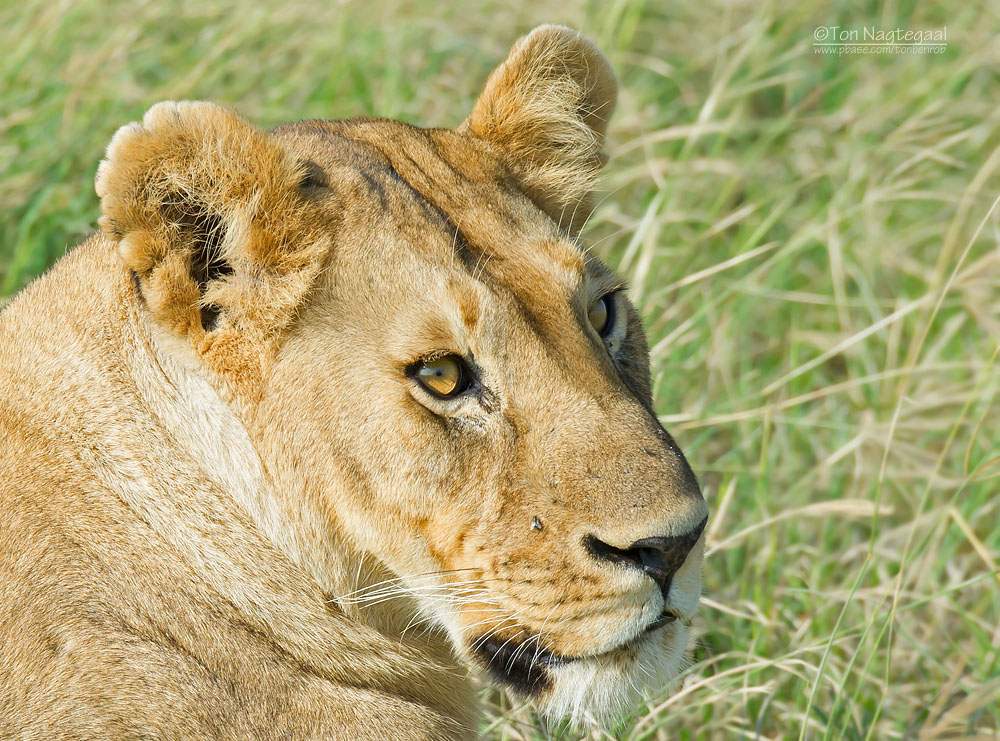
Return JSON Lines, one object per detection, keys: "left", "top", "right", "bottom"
{"left": 95, "top": 25, "right": 708, "bottom": 726}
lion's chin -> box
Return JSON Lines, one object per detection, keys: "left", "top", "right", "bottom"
{"left": 536, "top": 620, "right": 691, "bottom": 727}
{"left": 464, "top": 610, "right": 694, "bottom": 727}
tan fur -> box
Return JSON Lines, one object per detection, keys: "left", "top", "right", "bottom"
{"left": 0, "top": 26, "right": 707, "bottom": 739}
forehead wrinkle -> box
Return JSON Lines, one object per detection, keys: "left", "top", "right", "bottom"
{"left": 289, "top": 119, "right": 606, "bottom": 388}
{"left": 333, "top": 121, "right": 555, "bottom": 270}
{"left": 278, "top": 138, "right": 473, "bottom": 302}
{"left": 331, "top": 120, "right": 592, "bottom": 331}
{"left": 274, "top": 119, "right": 588, "bottom": 291}
{"left": 316, "top": 127, "right": 494, "bottom": 280}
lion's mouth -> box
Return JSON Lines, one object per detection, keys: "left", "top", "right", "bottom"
{"left": 472, "top": 610, "right": 681, "bottom": 696}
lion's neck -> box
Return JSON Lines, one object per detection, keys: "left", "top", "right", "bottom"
{"left": 134, "top": 315, "right": 336, "bottom": 587}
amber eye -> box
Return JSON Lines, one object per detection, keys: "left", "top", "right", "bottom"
{"left": 414, "top": 356, "right": 469, "bottom": 398}
{"left": 588, "top": 295, "right": 613, "bottom": 337}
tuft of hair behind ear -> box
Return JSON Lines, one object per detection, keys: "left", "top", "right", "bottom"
{"left": 461, "top": 25, "right": 618, "bottom": 233}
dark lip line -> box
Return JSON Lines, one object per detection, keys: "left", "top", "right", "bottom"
{"left": 473, "top": 609, "right": 687, "bottom": 695}
{"left": 538, "top": 609, "right": 681, "bottom": 667}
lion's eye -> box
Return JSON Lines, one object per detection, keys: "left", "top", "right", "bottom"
{"left": 588, "top": 295, "right": 613, "bottom": 337}
{"left": 415, "top": 356, "right": 469, "bottom": 398}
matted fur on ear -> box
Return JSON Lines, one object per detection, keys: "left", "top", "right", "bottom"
{"left": 460, "top": 25, "right": 618, "bottom": 233}
{"left": 95, "top": 101, "right": 327, "bottom": 343}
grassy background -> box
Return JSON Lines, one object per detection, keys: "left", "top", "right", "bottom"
{"left": 3, "top": 0, "right": 999, "bottom": 737}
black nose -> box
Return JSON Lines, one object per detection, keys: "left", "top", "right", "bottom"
{"left": 585, "top": 516, "right": 708, "bottom": 599}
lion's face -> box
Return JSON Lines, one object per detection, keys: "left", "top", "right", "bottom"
{"left": 96, "top": 26, "right": 707, "bottom": 726}
{"left": 260, "top": 118, "right": 708, "bottom": 722}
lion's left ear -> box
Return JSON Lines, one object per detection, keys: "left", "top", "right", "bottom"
{"left": 460, "top": 25, "right": 617, "bottom": 234}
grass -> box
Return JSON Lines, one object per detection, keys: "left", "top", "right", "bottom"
{"left": 3, "top": 0, "right": 999, "bottom": 737}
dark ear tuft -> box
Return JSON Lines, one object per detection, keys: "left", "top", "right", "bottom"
{"left": 298, "top": 160, "right": 327, "bottom": 191}
{"left": 160, "top": 193, "right": 229, "bottom": 279}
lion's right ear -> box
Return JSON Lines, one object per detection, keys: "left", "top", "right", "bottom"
{"left": 460, "top": 25, "right": 617, "bottom": 234}
{"left": 96, "top": 101, "right": 327, "bottom": 348}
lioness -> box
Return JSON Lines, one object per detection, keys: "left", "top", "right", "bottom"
{"left": 0, "top": 25, "right": 708, "bottom": 739}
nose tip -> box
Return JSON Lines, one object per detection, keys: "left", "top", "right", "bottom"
{"left": 585, "top": 516, "right": 708, "bottom": 599}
